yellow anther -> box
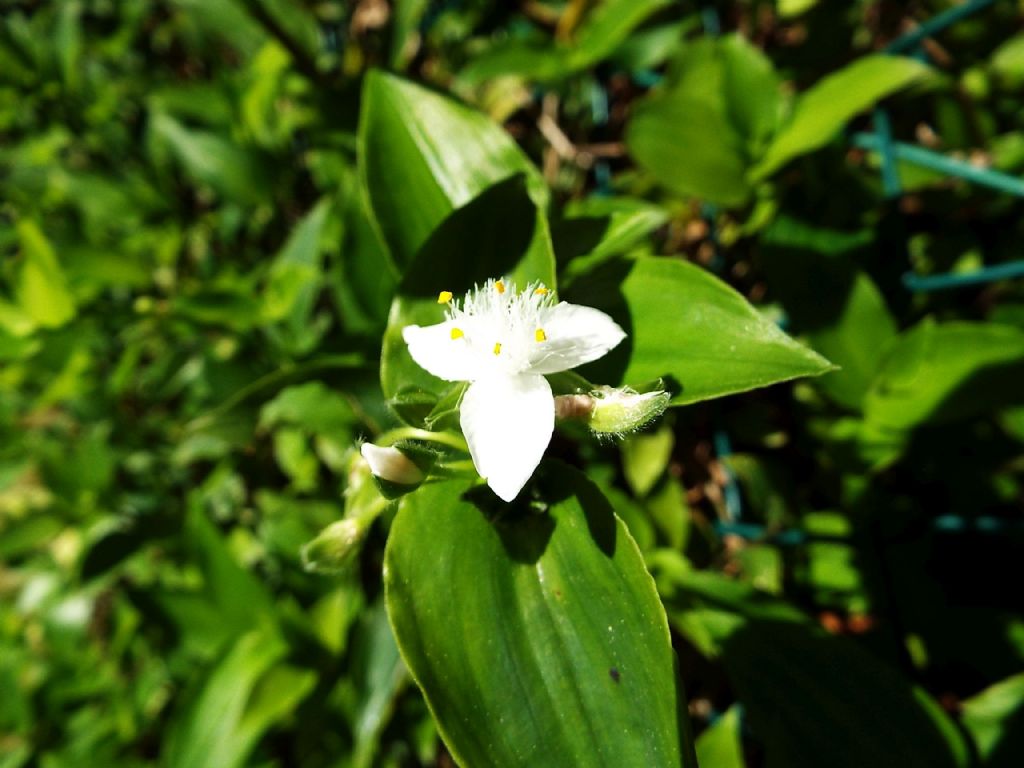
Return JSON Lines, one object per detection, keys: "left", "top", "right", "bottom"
{"left": 450, "top": 327, "right": 464, "bottom": 340}
{"left": 495, "top": 280, "right": 506, "bottom": 294}
{"left": 493, "top": 342, "right": 502, "bottom": 355}
{"left": 437, "top": 290, "right": 453, "bottom": 304}
{"left": 535, "top": 328, "right": 547, "bottom": 342}
{"left": 534, "top": 286, "right": 549, "bottom": 295}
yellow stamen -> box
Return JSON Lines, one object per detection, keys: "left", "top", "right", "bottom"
{"left": 493, "top": 342, "right": 502, "bottom": 355}
{"left": 450, "top": 327, "right": 464, "bottom": 340}
{"left": 437, "top": 290, "right": 453, "bottom": 304}
{"left": 535, "top": 328, "right": 547, "bottom": 342}
{"left": 495, "top": 280, "right": 506, "bottom": 294}
{"left": 534, "top": 286, "right": 549, "bottom": 295}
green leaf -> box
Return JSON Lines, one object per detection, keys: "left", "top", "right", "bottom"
{"left": 622, "top": 424, "right": 674, "bottom": 497}
{"left": 754, "top": 55, "right": 931, "bottom": 178}
{"left": 15, "top": 220, "right": 75, "bottom": 329}
{"left": 359, "top": 70, "right": 547, "bottom": 271}
{"left": 262, "top": 199, "right": 329, "bottom": 322}
{"left": 459, "top": 0, "right": 672, "bottom": 84}
{"left": 185, "top": 499, "right": 276, "bottom": 631}
{"left": 557, "top": 197, "right": 668, "bottom": 283}
{"left": 350, "top": 600, "right": 407, "bottom": 768}
{"left": 259, "top": 381, "right": 358, "bottom": 437}
{"left": 380, "top": 175, "right": 557, "bottom": 406}
{"left": 663, "top": 572, "right": 969, "bottom": 768}
{"left": 625, "top": 36, "right": 784, "bottom": 206}
{"left": 960, "top": 672, "right": 1024, "bottom": 765}
{"left": 331, "top": 160, "right": 397, "bottom": 337}
{"left": 573, "top": 257, "right": 834, "bottom": 405}
{"left": 385, "top": 464, "right": 695, "bottom": 768}
{"left": 695, "top": 706, "right": 745, "bottom": 768}
{"left": 864, "top": 321, "right": 1024, "bottom": 430}
{"left": 565, "top": 0, "right": 674, "bottom": 72}
{"left": 991, "top": 33, "right": 1024, "bottom": 87}
{"left": 165, "top": 630, "right": 313, "bottom": 768}
{"left": 150, "top": 111, "right": 271, "bottom": 205}
{"left": 760, "top": 218, "right": 896, "bottom": 409}
{"left": 626, "top": 93, "right": 751, "bottom": 206}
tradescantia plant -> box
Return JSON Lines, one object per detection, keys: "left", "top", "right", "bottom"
{"left": 297, "top": 69, "right": 834, "bottom": 768}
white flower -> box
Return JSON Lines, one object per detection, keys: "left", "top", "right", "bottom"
{"left": 402, "top": 278, "right": 625, "bottom": 501}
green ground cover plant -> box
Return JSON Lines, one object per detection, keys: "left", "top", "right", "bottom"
{"left": 2, "top": 1, "right": 1024, "bottom": 767}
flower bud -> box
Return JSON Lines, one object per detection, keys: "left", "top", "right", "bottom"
{"left": 360, "top": 443, "right": 425, "bottom": 486}
{"left": 586, "top": 386, "right": 671, "bottom": 436}
{"left": 359, "top": 440, "right": 437, "bottom": 499}
{"left": 301, "top": 518, "right": 369, "bottom": 573}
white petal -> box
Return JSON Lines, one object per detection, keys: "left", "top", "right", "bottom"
{"left": 403, "top": 322, "right": 479, "bottom": 382}
{"left": 460, "top": 374, "right": 554, "bottom": 502}
{"left": 527, "top": 302, "right": 626, "bottom": 374}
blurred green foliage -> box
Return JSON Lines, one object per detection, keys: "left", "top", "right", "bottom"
{"left": 2, "top": 1, "right": 1024, "bottom": 766}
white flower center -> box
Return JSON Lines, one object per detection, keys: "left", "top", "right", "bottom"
{"left": 439, "top": 278, "right": 553, "bottom": 376}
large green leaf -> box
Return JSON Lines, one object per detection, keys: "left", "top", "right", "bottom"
{"left": 661, "top": 571, "right": 969, "bottom": 768}
{"left": 385, "top": 464, "right": 695, "bottom": 768}
{"left": 571, "top": 257, "right": 834, "bottom": 405}
{"left": 626, "top": 94, "right": 751, "bottom": 206}
{"left": 864, "top": 321, "right": 1024, "bottom": 430}
{"left": 625, "top": 36, "right": 783, "bottom": 206}
{"left": 380, "top": 175, "right": 557, "bottom": 407}
{"left": 359, "top": 70, "right": 547, "bottom": 271}
{"left": 754, "top": 55, "right": 930, "bottom": 178}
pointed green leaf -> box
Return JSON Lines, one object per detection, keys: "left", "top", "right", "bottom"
{"left": 15, "top": 220, "right": 75, "bottom": 329}
{"left": 754, "top": 55, "right": 930, "bottom": 178}
{"left": 165, "top": 630, "right": 314, "bottom": 768}
{"left": 385, "top": 464, "right": 695, "bottom": 768}
{"left": 960, "top": 672, "right": 1024, "bottom": 764}
{"left": 573, "top": 257, "right": 834, "bottom": 405}
{"left": 864, "top": 321, "right": 1024, "bottom": 429}
{"left": 359, "top": 70, "right": 547, "bottom": 271}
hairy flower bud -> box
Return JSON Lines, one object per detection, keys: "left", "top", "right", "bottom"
{"left": 587, "top": 386, "right": 671, "bottom": 435}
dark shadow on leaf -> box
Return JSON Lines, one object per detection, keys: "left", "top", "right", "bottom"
{"left": 564, "top": 258, "right": 636, "bottom": 387}
{"left": 461, "top": 460, "right": 618, "bottom": 564}
{"left": 538, "top": 460, "right": 617, "bottom": 558}
{"left": 463, "top": 484, "right": 557, "bottom": 565}
{"left": 716, "top": 619, "right": 963, "bottom": 768}
{"left": 660, "top": 374, "right": 683, "bottom": 401}
{"left": 925, "top": 358, "right": 1024, "bottom": 424}
{"left": 757, "top": 232, "right": 864, "bottom": 333}
{"left": 400, "top": 174, "right": 538, "bottom": 298}
{"left": 550, "top": 213, "right": 614, "bottom": 272}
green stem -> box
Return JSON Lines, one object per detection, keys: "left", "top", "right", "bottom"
{"left": 375, "top": 427, "right": 469, "bottom": 453}
{"left": 431, "top": 460, "right": 478, "bottom": 478}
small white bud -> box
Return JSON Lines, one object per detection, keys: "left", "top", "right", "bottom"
{"left": 360, "top": 443, "right": 425, "bottom": 486}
